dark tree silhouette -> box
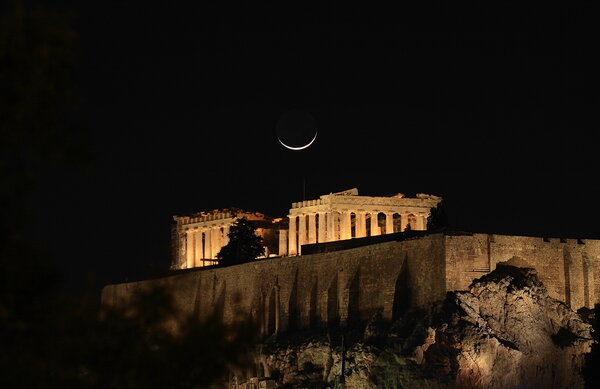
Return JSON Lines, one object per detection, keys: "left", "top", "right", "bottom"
{"left": 0, "top": 4, "right": 258, "bottom": 388}
{"left": 217, "top": 217, "right": 265, "bottom": 266}
{"left": 64, "top": 287, "right": 257, "bottom": 389}
{"left": 427, "top": 202, "right": 449, "bottom": 231}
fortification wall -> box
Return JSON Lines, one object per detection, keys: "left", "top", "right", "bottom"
{"left": 101, "top": 232, "right": 600, "bottom": 334}
{"left": 102, "top": 234, "right": 447, "bottom": 333}
{"left": 445, "top": 233, "right": 600, "bottom": 310}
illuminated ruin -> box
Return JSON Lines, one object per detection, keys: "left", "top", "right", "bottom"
{"left": 171, "top": 188, "right": 442, "bottom": 269}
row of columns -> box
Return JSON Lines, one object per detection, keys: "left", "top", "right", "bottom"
{"left": 288, "top": 211, "right": 427, "bottom": 255}
{"left": 183, "top": 225, "right": 230, "bottom": 268}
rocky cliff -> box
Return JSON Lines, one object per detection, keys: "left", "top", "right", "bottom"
{"left": 259, "top": 265, "right": 593, "bottom": 389}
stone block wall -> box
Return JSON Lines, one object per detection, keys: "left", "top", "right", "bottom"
{"left": 102, "top": 234, "right": 447, "bottom": 333}
{"left": 445, "top": 233, "right": 600, "bottom": 310}
{"left": 101, "top": 232, "right": 600, "bottom": 334}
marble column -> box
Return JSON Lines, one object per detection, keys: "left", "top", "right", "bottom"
{"left": 185, "top": 231, "right": 194, "bottom": 268}
{"left": 339, "top": 211, "right": 347, "bottom": 239}
{"left": 332, "top": 211, "right": 340, "bottom": 241}
{"left": 288, "top": 216, "right": 297, "bottom": 256}
{"left": 194, "top": 230, "right": 203, "bottom": 267}
{"left": 399, "top": 214, "right": 406, "bottom": 232}
{"left": 370, "top": 212, "right": 380, "bottom": 236}
{"left": 385, "top": 213, "right": 394, "bottom": 235}
{"left": 298, "top": 214, "right": 307, "bottom": 251}
{"left": 308, "top": 213, "right": 317, "bottom": 244}
{"left": 211, "top": 228, "right": 220, "bottom": 259}
{"left": 180, "top": 234, "right": 187, "bottom": 268}
{"left": 279, "top": 229, "right": 288, "bottom": 256}
{"left": 317, "top": 212, "right": 327, "bottom": 243}
{"left": 356, "top": 212, "right": 367, "bottom": 238}
{"left": 327, "top": 211, "right": 335, "bottom": 242}
{"left": 417, "top": 214, "right": 426, "bottom": 230}
{"left": 341, "top": 211, "right": 352, "bottom": 240}
{"left": 204, "top": 229, "right": 212, "bottom": 260}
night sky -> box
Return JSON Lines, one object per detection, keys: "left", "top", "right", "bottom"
{"left": 15, "top": 1, "right": 600, "bottom": 293}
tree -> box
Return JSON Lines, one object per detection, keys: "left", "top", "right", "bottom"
{"left": 0, "top": 4, "right": 257, "bottom": 388}
{"left": 217, "top": 218, "right": 265, "bottom": 266}
{"left": 426, "top": 202, "right": 449, "bottom": 231}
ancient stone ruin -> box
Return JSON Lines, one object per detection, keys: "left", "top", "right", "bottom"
{"left": 171, "top": 188, "right": 441, "bottom": 269}
{"left": 102, "top": 188, "right": 599, "bottom": 388}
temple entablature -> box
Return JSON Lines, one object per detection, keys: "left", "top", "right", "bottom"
{"left": 290, "top": 189, "right": 440, "bottom": 212}
{"left": 176, "top": 208, "right": 273, "bottom": 227}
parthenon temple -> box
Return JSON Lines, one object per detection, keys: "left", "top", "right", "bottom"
{"left": 171, "top": 189, "right": 442, "bottom": 269}
{"left": 286, "top": 189, "right": 442, "bottom": 255}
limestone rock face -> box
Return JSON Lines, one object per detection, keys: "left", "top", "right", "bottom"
{"left": 404, "top": 265, "right": 593, "bottom": 389}
{"left": 259, "top": 265, "right": 593, "bottom": 389}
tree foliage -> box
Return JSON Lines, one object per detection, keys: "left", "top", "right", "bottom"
{"left": 0, "top": 4, "right": 257, "bottom": 388}
{"left": 1, "top": 274, "right": 258, "bottom": 389}
{"left": 426, "top": 202, "right": 449, "bottom": 231}
{"left": 217, "top": 217, "right": 265, "bottom": 266}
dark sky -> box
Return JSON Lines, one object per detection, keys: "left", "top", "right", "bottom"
{"left": 20, "top": 1, "right": 600, "bottom": 293}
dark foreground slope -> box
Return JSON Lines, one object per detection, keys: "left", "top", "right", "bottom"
{"left": 259, "top": 265, "right": 593, "bottom": 389}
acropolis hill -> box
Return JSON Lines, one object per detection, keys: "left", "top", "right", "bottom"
{"left": 102, "top": 188, "right": 599, "bottom": 337}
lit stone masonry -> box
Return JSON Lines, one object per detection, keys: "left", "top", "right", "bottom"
{"left": 287, "top": 188, "right": 442, "bottom": 255}
{"left": 171, "top": 189, "right": 442, "bottom": 269}
{"left": 172, "top": 209, "right": 285, "bottom": 270}
{"left": 104, "top": 232, "right": 600, "bottom": 338}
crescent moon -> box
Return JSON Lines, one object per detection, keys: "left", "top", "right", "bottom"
{"left": 277, "top": 131, "right": 318, "bottom": 151}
